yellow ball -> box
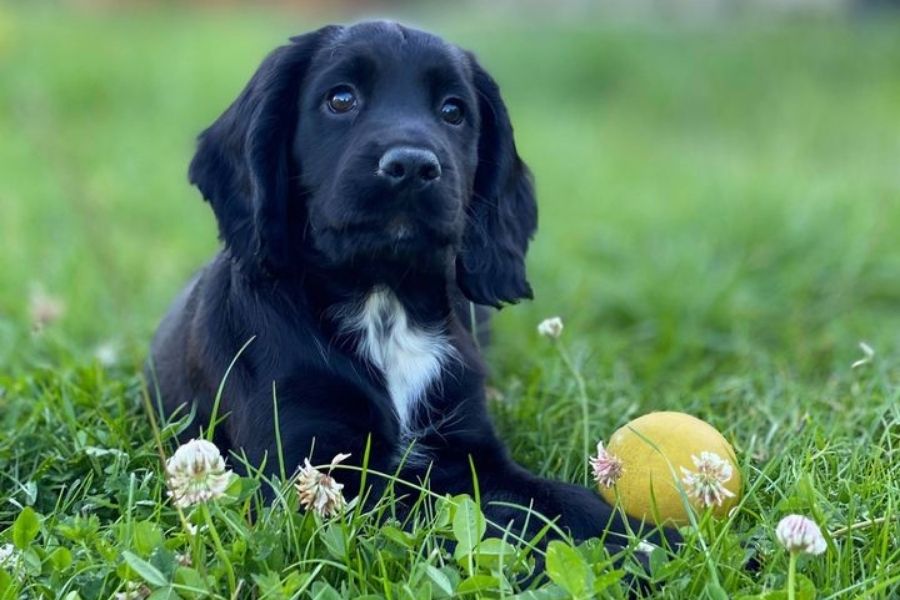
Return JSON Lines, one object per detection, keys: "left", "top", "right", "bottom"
{"left": 597, "top": 411, "right": 741, "bottom": 525}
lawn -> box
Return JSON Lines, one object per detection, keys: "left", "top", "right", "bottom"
{"left": 1, "top": 4, "right": 899, "bottom": 599}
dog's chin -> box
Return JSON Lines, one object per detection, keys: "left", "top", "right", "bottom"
{"left": 309, "top": 184, "right": 464, "bottom": 272}
{"left": 312, "top": 221, "right": 459, "bottom": 273}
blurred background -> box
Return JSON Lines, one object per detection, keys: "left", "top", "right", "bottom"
{"left": 1, "top": 0, "right": 898, "bottom": 394}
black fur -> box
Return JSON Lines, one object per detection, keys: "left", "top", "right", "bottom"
{"left": 150, "top": 21, "right": 675, "bottom": 558}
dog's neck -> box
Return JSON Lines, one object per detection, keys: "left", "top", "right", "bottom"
{"left": 301, "top": 258, "right": 457, "bottom": 327}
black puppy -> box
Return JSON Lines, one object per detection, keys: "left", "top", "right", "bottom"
{"left": 150, "top": 21, "right": 668, "bottom": 554}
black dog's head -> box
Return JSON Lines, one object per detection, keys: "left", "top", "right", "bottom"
{"left": 189, "top": 22, "right": 536, "bottom": 307}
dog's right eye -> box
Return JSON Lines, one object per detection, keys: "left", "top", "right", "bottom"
{"left": 326, "top": 86, "right": 358, "bottom": 114}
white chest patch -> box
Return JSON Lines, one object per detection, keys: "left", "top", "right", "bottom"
{"left": 341, "top": 288, "right": 454, "bottom": 431}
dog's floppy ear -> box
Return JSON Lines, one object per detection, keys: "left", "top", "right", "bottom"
{"left": 189, "top": 26, "right": 338, "bottom": 274}
{"left": 456, "top": 55, "right": 538, "bottom": 308}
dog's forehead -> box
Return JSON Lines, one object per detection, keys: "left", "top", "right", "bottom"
{"left": 315, "top": 21, "right": 467, "bottom": 74}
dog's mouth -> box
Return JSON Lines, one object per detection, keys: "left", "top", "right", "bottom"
{"left": 312, "top": 212, "right": 461, "bottom": 268}
{"left": 326, "top": 218, "right": 458, "bottom": 245}
{"left": 306, "top": 174, "right": 465, "bottom": 267}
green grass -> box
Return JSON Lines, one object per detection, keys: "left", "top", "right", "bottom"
{"left": 1, "top": 4, "right": 899, "bottom": 598}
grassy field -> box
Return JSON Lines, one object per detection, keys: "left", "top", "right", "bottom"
{"left": 1, "top": 4, "right": 899, "bottom": 598}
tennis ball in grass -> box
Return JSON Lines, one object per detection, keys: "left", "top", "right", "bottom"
{"left": 593, "top": 411, "right": 741, "bottom": 525}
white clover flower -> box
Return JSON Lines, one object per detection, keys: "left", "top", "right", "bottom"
{"left": 537, "top": 316, "right": 564, "bottom": 339}
{"left": 776, "top": 514, "right": 827, "bottom": 555}
{"left": 94, "top": 341, "right": 119, "bottom": 367}
{"left": 295, "top": 453, "right": 351, "bottom": 518}
{"left": 590, "top": 441, "right": 624, "bottom": 488}
{"left": 115, "top": 581, "right": 151, "bottom": 600}
{"left": 29, "top": 286, "right": 65, "bottom": 332}
{"left": 165, "top": 439, "right": 235, "bottom": 508}
{"left": 680, "top": 451, "right": 736, "bottom": 508}
{"left": 0, "top": 543, "right": 20, "bottom": 571}
{"left": 851, "top": 341, "right": 875, "bottom": 369}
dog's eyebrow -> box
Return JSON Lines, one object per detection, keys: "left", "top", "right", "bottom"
{"left": 317, "top": 53, "right": 378, "bottom": 87}
{"left": 423, "top": 65, "right": 472, "bottom": 100}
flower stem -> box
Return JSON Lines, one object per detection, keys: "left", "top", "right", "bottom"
{"left": 555, "top": 341, "right": 591, "bottom": 486}
{"left": 203, "top": 504, "right": 237, "bottom": 593}
{"left": 176, "top": 508, "right": 203, "bottom": 578}
{"left": 787, "top": 551, "right": 798, "bottom": 600}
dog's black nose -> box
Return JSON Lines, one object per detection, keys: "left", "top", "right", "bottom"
{"left": 377, "top": 147, "right": 441, "bottom": 185}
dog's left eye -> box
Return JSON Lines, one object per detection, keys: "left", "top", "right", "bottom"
{"left": 326, "top": 86, "right": 358, "bottom": 113}
{"left": 440, "top": 99, "right": 465, "bottom": 125}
